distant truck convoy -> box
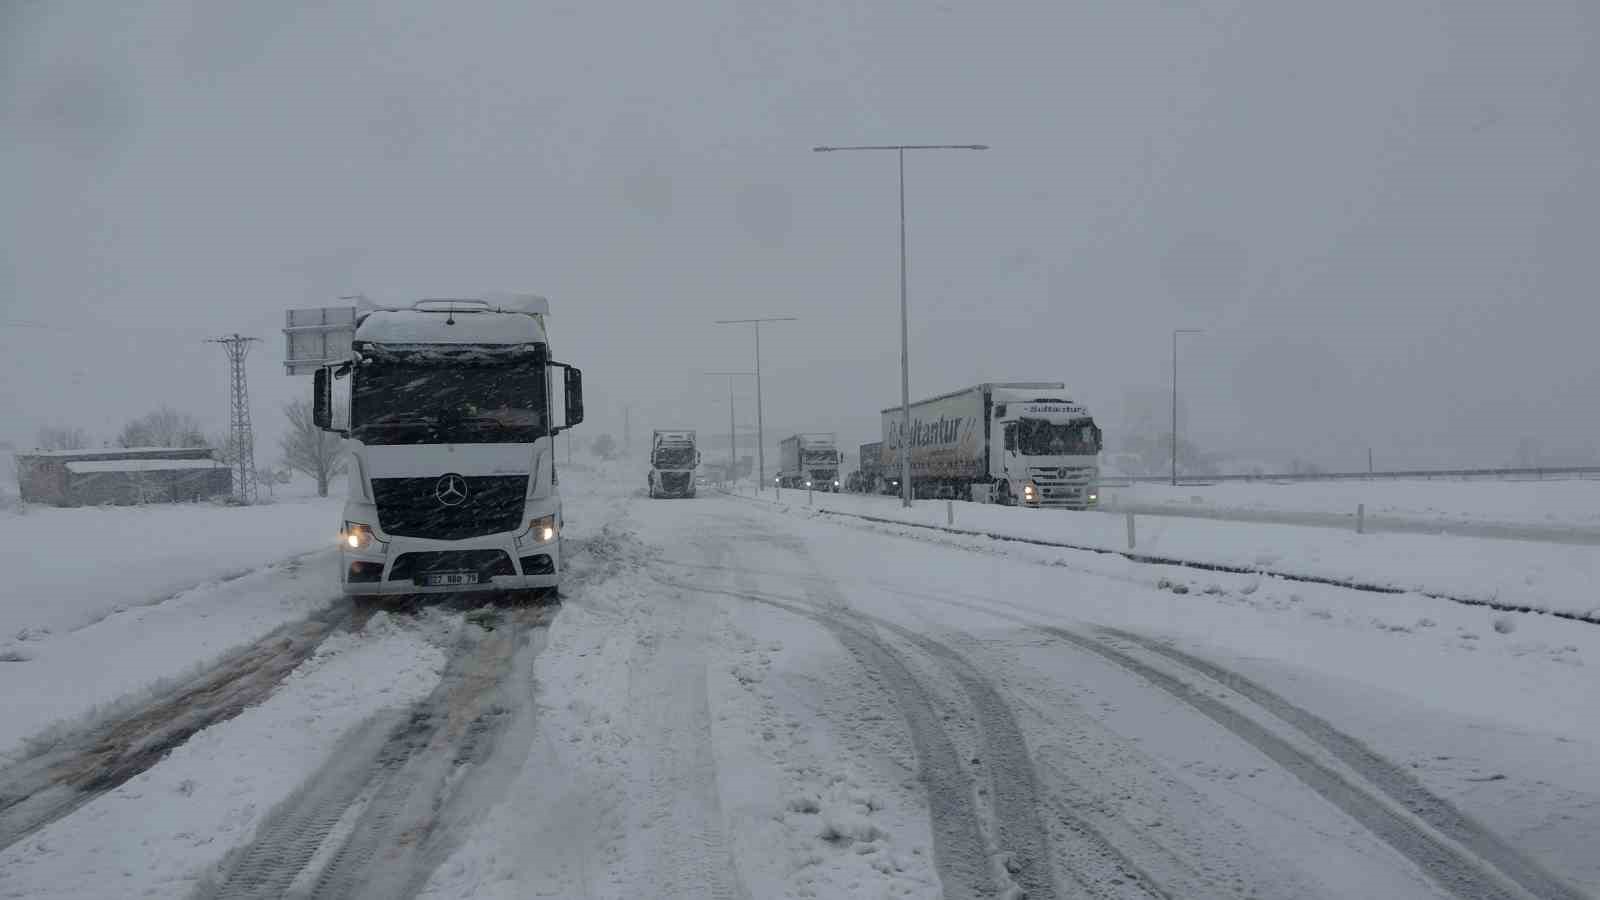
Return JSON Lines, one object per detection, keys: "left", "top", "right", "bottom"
{"left": 846, "top": 440, "right": 899, "bottom": 495}
{"left": 649, "top": 430, "right": 700, "bottom": 498}
{"left": 304, "top": 295, "right": 584, "bottom": 598}
{"left": 881, "top": 382, "right": 1101, "bottom": 508}
{"left": 778, "top": 433, "right": 841, "bottom": 491}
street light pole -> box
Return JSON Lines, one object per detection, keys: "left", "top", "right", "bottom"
{"left": 1172, "top": 328, "right": 1203, "bottom": 486}
{"left": 814, "top": 143, "right": 989, "bottom": 508}
{"left": 714, "top": 318, "right": 795, "bottom": 493}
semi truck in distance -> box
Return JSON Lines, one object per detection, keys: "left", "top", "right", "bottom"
{"left": 882, "top": 382, "right": 1101, "bottom": 508}
{"left": 778, "top": 433, "right": 841, "bottom": 491}
{"left": 648, "top": 430, "right": 700, "bottom": 498}
{"left": 847, "top": 440, "right": 899, "bottom": 495}
{"left": 301, "top": 295, "right": 584, "bottom": 598}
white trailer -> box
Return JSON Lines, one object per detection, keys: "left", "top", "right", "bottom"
{"left": 648, "top": 430, "right": 699, "bottom": 498}
{"left": 778, "top": 433, "right": 841, "bottom": 491}
{"left": 881, "top": 382, "right": 1102, "bottom": 508}
{"left": 294, "top": 296, "right": 584, "bottom": 598}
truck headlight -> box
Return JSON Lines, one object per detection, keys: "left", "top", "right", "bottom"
{"left": 806, "top": 480, "right": 813, "bottom": 488}
{"left": 1022, "top": 482, "right": 1037, "bottom": 501}
{"left": 341, "top": 522, "right": 381, "bottom": 552}
{"left": 834, "top": 480, "right": 840, "bottom": 488}
{"left": 529, "top": 514, "right": 557, "bottom": 543}
{"left": 1088, "top": 491, "right": 1098, "bottom": 502}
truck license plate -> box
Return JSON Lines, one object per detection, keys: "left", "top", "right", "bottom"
{"left": 425, "top": 572, "right": 479, "bottom": 587}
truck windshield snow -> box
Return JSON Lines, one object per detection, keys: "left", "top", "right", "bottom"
{"left": 653, "top": 447, "right": 696, "bottom": 468}
{"left": 803, "top": 450, "right": 838, "bottom": 465}
{"left": 351, "top": 362, "right": 547, "bottom": 445}
{"left": 1014, "top": 418, "right": 1101, "bottom": 456}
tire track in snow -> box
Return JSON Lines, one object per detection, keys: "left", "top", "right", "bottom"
{"left": 627, "top": 585, "right": 752, "bottom": 900}
{"left": 197, "top": 604, "right": 553, "bottom": 900}
{"left": 656, "top": 574, "right": 1064, "bottom": 900}
{"left": 0, "top": 603, "right": 350, "bottom": 851}
{"left": 1010, "top": 621, "right": 1541, "bottom": 900}
{"left": 824, "top": 578, "right": 1573, "bottom": 900}
{"left": 1098, "top": 629, "right": 1586, "bottom": 900}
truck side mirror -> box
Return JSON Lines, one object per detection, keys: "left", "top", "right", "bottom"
{"left": 551, "top": 364, "right": 584, "bottom": 433}
{"left": 564, "top": 366, "right": 584, "bottom": 428}
{"left": 313, "top": 367, "right": 332, "bottom": 430}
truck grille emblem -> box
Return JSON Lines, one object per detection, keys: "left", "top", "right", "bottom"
{"left": 435, "top": 473, "right": 468, "bottom": 507}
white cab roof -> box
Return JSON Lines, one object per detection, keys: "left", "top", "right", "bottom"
{"left": 356, "top": 305, "right": 548, "bottom": 345}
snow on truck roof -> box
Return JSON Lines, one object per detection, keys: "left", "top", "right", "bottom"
{"left": 355, "top": 296, "right": 550, "bottom": 346}
{"left": 879, "top": 383, "right": 1068, "bottom": 414}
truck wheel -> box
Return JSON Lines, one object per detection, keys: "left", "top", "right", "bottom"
{"left": 995, "top": 480, "right": 1014, "bottom": 506}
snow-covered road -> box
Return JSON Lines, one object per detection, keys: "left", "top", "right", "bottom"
{"left": 2, "top": 467, "right": 1596, "bottom": 899}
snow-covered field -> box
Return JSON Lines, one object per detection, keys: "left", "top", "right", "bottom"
{"left": 744, "top": 486, "right": 1600, "bottom": 620}
{"left": 0, "top": 494, "right": 342, "bottom": 762}
{"left": 1, "top": 464, "right": 1596, "bottom": 899}
{"left": 1101, "top": 477, "right": 1600, "bottom": 543}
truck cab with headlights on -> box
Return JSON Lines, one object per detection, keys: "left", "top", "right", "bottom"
{"left": 307, "top": 295, "right": 583, "bottom": 598}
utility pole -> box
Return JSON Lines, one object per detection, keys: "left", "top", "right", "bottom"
{"left": 623, "top": 405, "right": 631, "bottom": 459}
{"left": 706, "top": 371, "right": 755, "bottom": 486}
{"left": 713, "top": 319, "right": 795, "bottom": 492}
{"left": 814, "top": 142, "right": 989, "bottom": 507}
{"left": 1171, "top": 328, "right": 1203, "bottom": 486}
{"left": 208, "top": 334, "right": 261, "bottom": 504}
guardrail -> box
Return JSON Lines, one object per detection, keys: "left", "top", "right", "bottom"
{"left": 1101, "top": 466, "right": 1600, "bottom": 487}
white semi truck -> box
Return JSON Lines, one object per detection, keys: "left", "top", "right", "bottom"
{"left": 302, "top": 296, "right": 584, "bottom": 598}
{"left": 882, "top": 382, "right": 1102, "bottom": 508}
{"left": 778, "top": 433, "right": 841, "bottom": 491}
{"left": 648, "top": 430, "right": 700, "bottom": 498}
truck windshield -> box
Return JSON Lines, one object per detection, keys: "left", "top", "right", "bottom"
{"left": 803, "top": 449, "right": 838, "bottom": 466}
{"left": 653, "top": 447, "right": 696, "bottom": 468}
{"left": 1015, "top": 418, "right": 1101, "bottom": 456}
{"left": 351, "top": 362, "right": 547, "bottom": 445}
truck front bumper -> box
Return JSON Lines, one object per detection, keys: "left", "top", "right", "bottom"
{"left": 340, "top": 532, "right": 561, "bottom": 596}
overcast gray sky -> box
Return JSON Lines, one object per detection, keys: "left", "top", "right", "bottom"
{"left": 3, "top": 0, "right": 1596, "bottom": 470}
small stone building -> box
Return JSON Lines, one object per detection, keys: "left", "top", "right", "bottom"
{"left": 15, "top": 447, "right": 232, "bottom": 506}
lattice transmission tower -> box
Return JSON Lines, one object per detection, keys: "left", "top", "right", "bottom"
{"left": 209, "top": 334, "right": 261, "bottom": 504}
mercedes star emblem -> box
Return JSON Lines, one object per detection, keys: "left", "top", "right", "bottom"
{"left": 435, "top": 473, "right": 468, "bottom": 507}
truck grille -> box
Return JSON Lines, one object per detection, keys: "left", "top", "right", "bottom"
{"left": 371, "top": 475, "right": 526, "bottom": 540}
{"left": 660, "top": 472, "right": 692, "bottom": 493}
{"left": 388, "top": 550, "right": 515, "bottom": 583}
{"left": 1028, "top": 466, "right": 1096, "bottom": 508}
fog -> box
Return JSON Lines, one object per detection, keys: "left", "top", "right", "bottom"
{"left": 4, "top": 0, "right": 1597, "bottom": 473}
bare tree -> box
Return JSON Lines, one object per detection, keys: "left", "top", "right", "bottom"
{"left": 117, "top": 407, "right": 207, "bottom": 449}
{"left": 280, "top": 399, "right": 346, "bottom": 497}
{"left": 37, "top": 426, "right": 92, "bottom": 450}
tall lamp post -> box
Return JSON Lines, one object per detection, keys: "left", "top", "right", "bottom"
{"left": 1172, "top": 328, "right": 1203, "bottom": 486}
{"left": 713, "top": 318, "right": 795, "bottom": 492}
{"left": 705, "top": 371, "right": 755, "bottom": 487}
{"left": 813, "top": 143, "right": 988, "bottom": 508}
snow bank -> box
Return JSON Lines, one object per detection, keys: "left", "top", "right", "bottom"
{"left": 1104, "top": 478, "right": 1600, "bottom": 533}
{"left": 733, "top": 489, "right": 1600, "bottom": 620}
{"left": 0, "top": 617, "right": 447, "bottom": 899}
{"left": 0, "top": 495, "right": 342, "bottom": 640}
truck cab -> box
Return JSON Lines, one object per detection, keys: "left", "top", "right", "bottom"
{"left": 648, "top": 430, "right": 700, "bottom": 498}
{"left": 989, "top": 390, "right": 1101, "bottom": 508}
{"left": 308, "top": 296, "right": 583, "bottom": 598}
{"left": 779, "top": 433, "right": 841, "bottom": 491}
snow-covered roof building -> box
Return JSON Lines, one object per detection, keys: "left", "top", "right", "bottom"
{"left": 15, "top": 447, "right": 230, "bottom": 506}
